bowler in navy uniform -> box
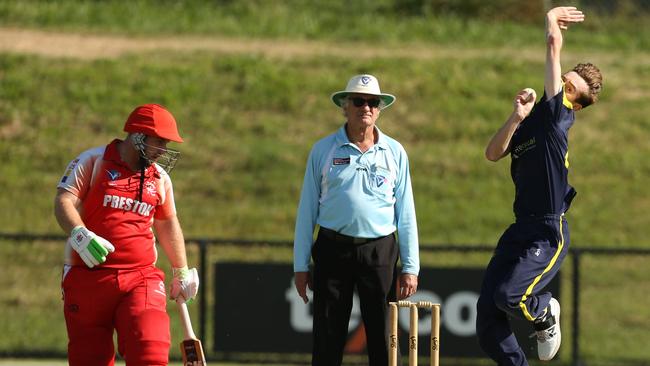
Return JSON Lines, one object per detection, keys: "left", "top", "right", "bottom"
{"left": 477, "top": 6, "right": 603, "bottom": 366}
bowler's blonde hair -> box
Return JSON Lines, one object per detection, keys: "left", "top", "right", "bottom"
{"left": 573, "top": 63, "right": 603, "bottom": 108}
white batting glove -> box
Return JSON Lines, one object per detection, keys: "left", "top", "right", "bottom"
{"left": 170, "top": 266, "right": 199, "bottom": 303}
{"left": 69, "top": 226, "right": 115, "bottom": 268}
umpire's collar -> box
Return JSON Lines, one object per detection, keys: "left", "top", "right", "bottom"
{"left": 335, "top": 124, "right": 388, "bottom": 150}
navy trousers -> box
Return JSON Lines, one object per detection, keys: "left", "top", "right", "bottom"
{"left": 311, "top": 229, "right": 399, "bottom": 366}
{"left": 476, "top": 215, "right": 570, "bottom": 366}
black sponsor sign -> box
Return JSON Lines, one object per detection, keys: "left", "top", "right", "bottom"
{"left": 213, "top": 263, "right": 559, "bottom": 358}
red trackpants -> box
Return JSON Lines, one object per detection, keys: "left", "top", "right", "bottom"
{"left": 62, "top": 265, "right": 171, "bottom": 366}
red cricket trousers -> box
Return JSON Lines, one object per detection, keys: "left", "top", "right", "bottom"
{"left": 62, "top": 265, "right": 171, "bottom": 366}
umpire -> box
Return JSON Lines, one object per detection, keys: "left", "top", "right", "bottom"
{"left": 293, "top": 74, "right": 420, "bottom": 366}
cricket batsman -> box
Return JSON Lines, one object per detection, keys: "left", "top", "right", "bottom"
{"left": 54, "top": 104, "right": 200, "bottom": 366}
{"left": 476, "top": 6, "right": 603, "bottom": 365}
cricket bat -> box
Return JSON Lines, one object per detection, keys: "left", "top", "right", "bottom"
{"left": 176, "top": 299, "right": 206, "bottom": 366}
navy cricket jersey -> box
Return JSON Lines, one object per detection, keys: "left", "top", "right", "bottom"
{"left": 510, "top": 86, "right": 577, "bottom": 218}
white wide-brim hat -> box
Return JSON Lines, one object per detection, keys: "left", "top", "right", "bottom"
{"left": 330, "top": 74, "right": 396, "bottom": 109}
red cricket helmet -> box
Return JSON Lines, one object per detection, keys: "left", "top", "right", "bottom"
{"left": 123, "top": 104, "right": 183, "bottom": 143}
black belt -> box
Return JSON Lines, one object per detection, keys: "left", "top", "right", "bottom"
{"left": 319, "top": 227, "right": 384, "bottom": 245}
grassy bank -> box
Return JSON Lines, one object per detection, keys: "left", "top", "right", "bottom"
{"left": 0, "top": 47, "right": 648, "bottom": 246}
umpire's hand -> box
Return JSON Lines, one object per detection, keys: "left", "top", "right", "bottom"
{"left": 295, "top": 271, "right": 312, "bottom": 304}
{"left": 399, "top": 273, "right": 418, "bottom": 300}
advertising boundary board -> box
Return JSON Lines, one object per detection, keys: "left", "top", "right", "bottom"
{"left": 213, "top": 263, "right": 560, "bottom": 359}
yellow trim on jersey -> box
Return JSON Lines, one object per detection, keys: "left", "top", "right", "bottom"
{"left": 518, "top": 214, "right": 565, "bottom": 321}
{"left": 562, "top": 84, "right": 574, "bottom": 109}
{"left": 565, "top": 151, "right": 570, "bottom": 168}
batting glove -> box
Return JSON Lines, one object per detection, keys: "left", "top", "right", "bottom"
{"left": 170, "top": 266, "right": 199, "bottom": 303}
{"left": 69, "top": 226, "right": 115, "bottom": 268}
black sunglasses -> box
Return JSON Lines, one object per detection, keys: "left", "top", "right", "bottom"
{"left": 350, "top": 97, "right": 381, "bottom": 108}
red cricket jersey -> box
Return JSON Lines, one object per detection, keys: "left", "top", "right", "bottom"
{"left": 58, "top": 139, "right": 177, "bottom": 268}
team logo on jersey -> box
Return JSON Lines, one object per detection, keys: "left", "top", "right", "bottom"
{"left": 103, "top": 194, "right": 154, "bottom": 216}
{"left": 375, "top": 174, "right": 388, "bottom": 187}
{"left": 144, "top": 181, "right": 157, "bottom": 196}
{"left": 512, "top": 137, "right": 536, "bottom": 159}
{"left": 60, "top": 158, "right": 80, "bottom": 184}
{"left": 333, "top": 157, "right": 350, "bottom": 165}
{"left": 106, "top": 170, "right": 121, "bottom": 181}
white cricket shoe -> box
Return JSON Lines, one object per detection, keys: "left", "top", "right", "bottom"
{"left": 534, "top": 297, "right": 561, "bottom": 361}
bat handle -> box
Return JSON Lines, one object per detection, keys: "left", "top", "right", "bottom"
{"left": 176, "top": 298, "right": 197, "bottom": 340}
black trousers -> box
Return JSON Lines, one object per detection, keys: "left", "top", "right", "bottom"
{"left": 311, "top": 228, "right": 399, "bottom": 366}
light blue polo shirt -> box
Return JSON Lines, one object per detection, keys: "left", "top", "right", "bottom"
{"left": 293, "top": 124, "right": 419, "bottom": 275}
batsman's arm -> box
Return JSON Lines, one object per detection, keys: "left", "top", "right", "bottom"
{"left": 155, "top": 216, "right": 202, "bottom": 302}
{"left": 55, "top": 188, "right": 116, "bottom": 268}
{"left": 54, "top": 188, "right": 85, "bottom": 233}
{"left": 153, "top": 215, "right": 188, "bottom": 269}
